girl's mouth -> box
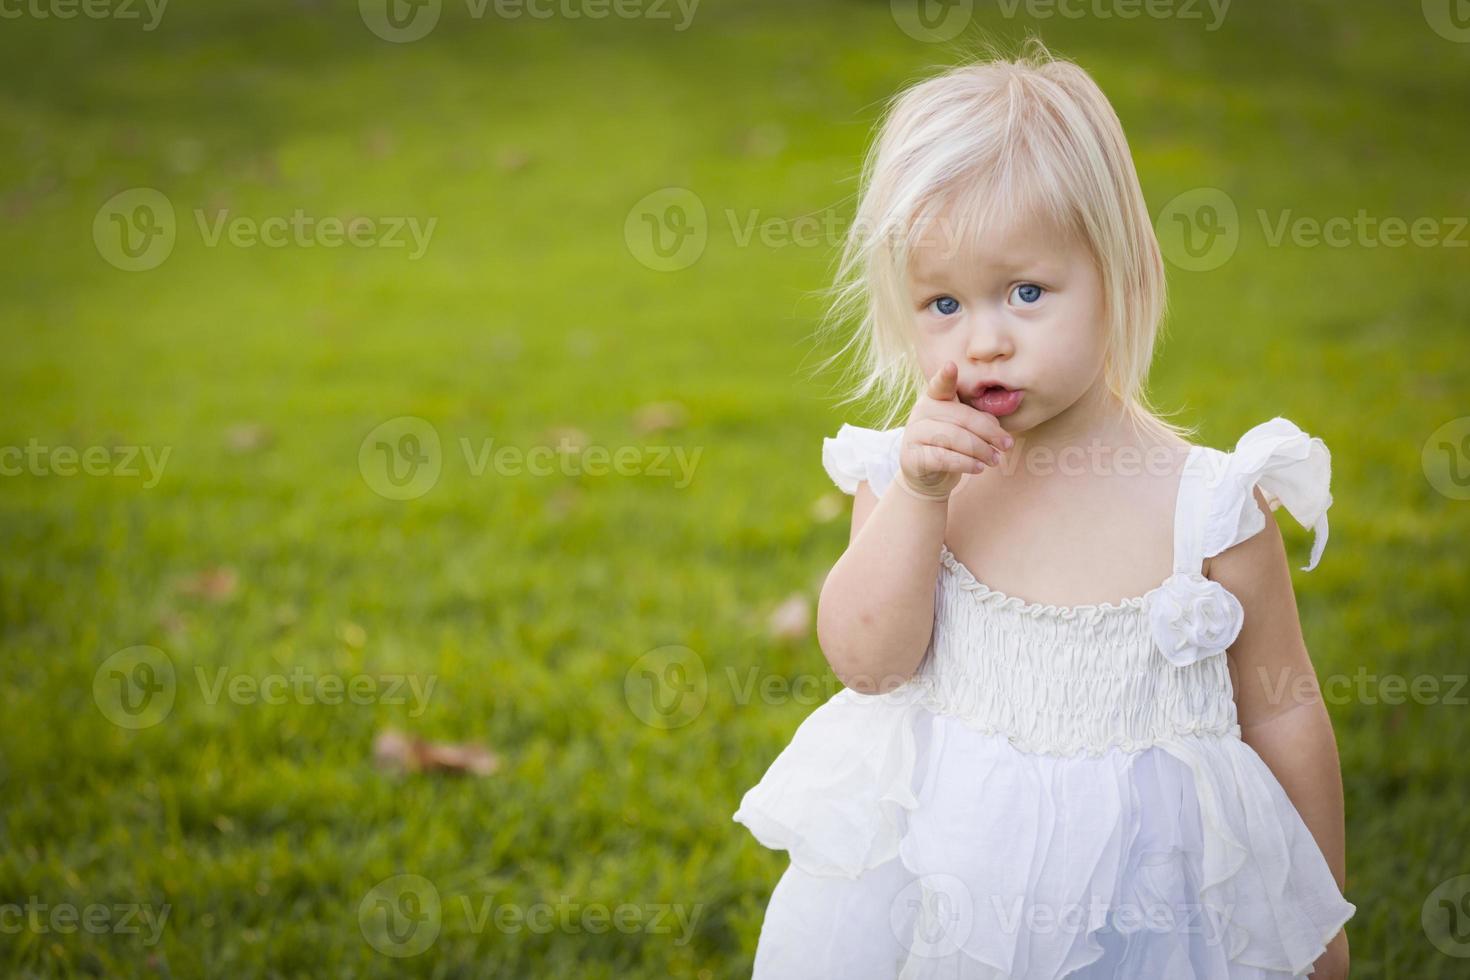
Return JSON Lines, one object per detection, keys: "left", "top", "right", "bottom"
{"left": 972, "top": 385, "right": 1024, "bottom": 417}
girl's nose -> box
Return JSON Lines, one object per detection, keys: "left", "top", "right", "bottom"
{"left": 965, "top": 312, "right": 1014, "bottom": 362}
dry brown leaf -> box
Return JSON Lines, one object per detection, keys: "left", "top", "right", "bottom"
{"left": 4, "top": 191, "right": 33, "bottom": 220}
{"left": 543, "top": 426, "right": 589, "bottom": 452}
{"left": 364, "top": 128, "right": 395, "bottom": 159}
{"left": 631, "top": 401, "right": 687, "bottom": 434}
{"left": 338, "top": 621, "right": 367, "bottom": 650}
{"left": 740, "top": 123, "right": 787, "bottom": 159}
{"left": 176, "top": 567, "right": 238, "bottom": 602}
{"left": 497, "top": 147, "right": 533, "bottom": 172}
{"left": 373, "top": 728, "right": 500, "bottom": 778}
{"left": 224, "top": 422, "right": 273, "bottom": 454}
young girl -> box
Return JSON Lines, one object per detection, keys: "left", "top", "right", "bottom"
{"left": 732, "top": 42, "right": 1354, "bottom": 979}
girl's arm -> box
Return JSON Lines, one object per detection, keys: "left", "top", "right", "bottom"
{"left": 816, "top": 477, "right": 950, "bottom": 694}
{"left": 817, "top": 362, "right": 1007, "bottom": 695}
{"left": 1210, "top": 486, "right": 1351, "bottom": 978}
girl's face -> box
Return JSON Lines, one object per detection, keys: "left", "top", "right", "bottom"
{"left": 905, "top": 205, "right": 1110, "bottom": 438}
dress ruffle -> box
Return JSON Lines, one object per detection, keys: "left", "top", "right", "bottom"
{"left": 1201, "top": 418, "right": 1332, "bottom": 572}
{"left": 733, "top": 688, "right": 928, "bottom": 879}
{"left": 822, "top": 423, "right": 905, "bottom": 497}
{"left": 734, "top": 693, "right": 1354, "bottom": 978}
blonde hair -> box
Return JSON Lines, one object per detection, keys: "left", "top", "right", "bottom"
{"left": 812, "top": 37, "right": 1195, "bottom": 442}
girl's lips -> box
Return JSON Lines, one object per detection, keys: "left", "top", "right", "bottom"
{"left": 973, "top": 387, "right": 1024, "bottom": 417}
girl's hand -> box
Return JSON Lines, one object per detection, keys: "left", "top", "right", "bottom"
{"left": 898, "top": 360, "right": 1012, "bottom": 500}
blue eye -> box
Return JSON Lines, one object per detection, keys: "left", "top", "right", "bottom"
{"left": 931, "top": 296, "right": 960, "bottom": 316}
{"left": 1011, "top": 283, "right": 1044, "bottom": 305}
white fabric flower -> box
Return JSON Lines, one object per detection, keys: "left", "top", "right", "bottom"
{"left": 1147, "top": 572, "right": 1245, "bottom": 667}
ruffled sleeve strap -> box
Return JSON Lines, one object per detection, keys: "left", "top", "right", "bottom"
{"left": 821, "top": 423, "right": 906, "bottom": 498}
{"left": 1201, "top": 417, "right": 1333, "bottom": 571}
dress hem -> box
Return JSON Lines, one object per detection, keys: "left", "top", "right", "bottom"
{"left": 735, "top": 702, "right": 1356, "bottom": 978}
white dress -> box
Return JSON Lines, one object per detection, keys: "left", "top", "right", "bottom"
{"left": 732, "top": 417, "right": 1355, "bottom": 979}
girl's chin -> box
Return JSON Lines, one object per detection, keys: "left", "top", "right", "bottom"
{"left": 997, "top": 404, "right": 1027, "bottom": 429}
{"left": 1000, "top": 406, "right": 1050, "bottom": 437}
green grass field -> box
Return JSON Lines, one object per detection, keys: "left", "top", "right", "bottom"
{"left": 1, "top": 0, "right": 1468, "bottom": 976}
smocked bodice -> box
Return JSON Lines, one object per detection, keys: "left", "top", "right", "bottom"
{"left": 898, "top": 546, "right": 1240, "bottom": 756}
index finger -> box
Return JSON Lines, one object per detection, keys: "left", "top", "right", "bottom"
{"left": 925, "top": 360, "right": 959, "bottom": 402}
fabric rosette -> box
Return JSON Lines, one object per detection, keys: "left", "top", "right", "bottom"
{"left": 1146, "top": 572, "right": 1245, "bottom": 667}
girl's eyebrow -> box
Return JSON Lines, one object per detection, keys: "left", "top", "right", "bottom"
{"left": 989, "top": 253, "right": 1050, "bottom": 273}
{"left": 910, "top": 254, "right": 1060, "bottom": 287}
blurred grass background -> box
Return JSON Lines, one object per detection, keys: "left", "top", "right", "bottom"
{"left": 1, "top": 0, "right": 1468, "bottom": 976}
